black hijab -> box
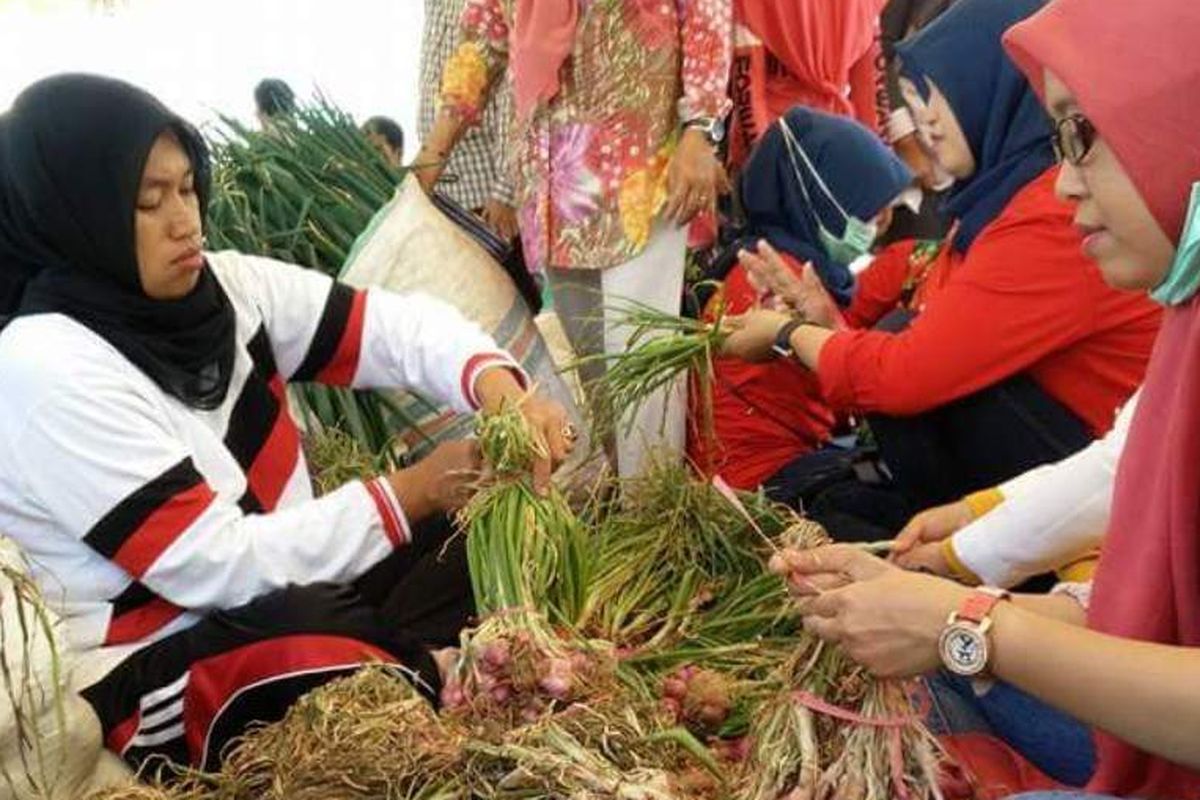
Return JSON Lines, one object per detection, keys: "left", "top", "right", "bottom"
{"left": 0, "top": 74, "right": 235, "bottom": 410}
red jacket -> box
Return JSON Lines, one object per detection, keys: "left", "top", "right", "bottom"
{"left": 690, "top": 240, "right": 924, "bottom": 489}
{"left": 818, "top": 168, "right": 1161, "bottom": 434}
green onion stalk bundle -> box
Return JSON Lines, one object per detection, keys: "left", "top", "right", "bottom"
{"left": 742, "top": 700, "right": 821, "bottom": 800}
{"left": 445, "top": 402, "right": 610, "bottom": 724}
{"left": 736, "top": 517, "right": 948, "bottom": 800}
{"left": 566, "top": 295, "right": 727, "bottom": 446}
{"left": 740, "top": 641, "right": 844, "bottom": 800}
{"left": 631, "top": 506, "right": 826, "bottom": 680}
{"left": 204, "top": 97, "right": 427, "bottom": 463}
{"left": 577, "top": 460, "right": 790, "bottom": 652}
{"left": 812, "top": 680, "right": 946, "bottom": 800}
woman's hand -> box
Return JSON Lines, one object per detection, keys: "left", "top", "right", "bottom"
{"left": 892, "top": 542, "right": 957, "bottom": 577}
{"left": 665, "top": 129, "right": 731, "bottom": 226}
{"left": 474, "top": 366, "right": 575, "bottom": 493}
{"left": 720, "top": 308, "right": 794, "bottom": 363}
{"left": 770, "top": 545, "right": 970, "bottom": 678}
{"left": 411, "top": 143, "right": 447, "bottom": 193}
{"left": 890, "top": 499, "right": 976, "bottom": 577}
{"left": 517, "top": 392, "right": 576, "bottom": 492}
{"left": 411, "top": 107, "right": 468, "bottom": 193}
{"left": 388, "top": 439, "right": 485, "bottom": 521}
{"left": 481, "top": 199, "right": 520, "bottom": 241}
{"left": 741, "top": 241, "right": 841, "bottom": 328}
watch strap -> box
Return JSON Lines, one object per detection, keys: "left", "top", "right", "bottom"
{"left": 954, "top": 587, "right": 1010, "bottom": 624}
{"left": 771, "top": 319, "right": 804, "bottom": 359}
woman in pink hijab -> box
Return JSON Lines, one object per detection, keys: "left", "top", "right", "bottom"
{"left": 766, "top": 0, "right": 1200, "bottom": 797}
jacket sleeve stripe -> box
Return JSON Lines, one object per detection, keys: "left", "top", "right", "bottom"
{"left": 84, "top": 458, "right": 213, "bottom": 570}
{"left": 243, "top": 379, "right": 302, "bottom": 513}
{"left": 112, "top": 481, "right": 216, "bottom": 579}
{"left": 105, "top": 594, "right": 187, "bottom": 646}
{"left": 291, "top": 284, "right": 366, "bottom": 384}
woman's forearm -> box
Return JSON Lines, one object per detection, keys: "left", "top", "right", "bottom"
{"left": 991, "top": 604, "right": 1200, "bottom": 769}
{"left": 413, "top": 107, "right": 472, "bottom": 189}
{"left": 1010, "top": 592, "right": 1086, "bottom": 625}
{"left": 788, "top": 323, "right": 836, "bottom": 370}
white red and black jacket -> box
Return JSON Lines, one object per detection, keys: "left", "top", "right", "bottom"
{"left": 0, "top": 251, "right": 520, "bottom": 661}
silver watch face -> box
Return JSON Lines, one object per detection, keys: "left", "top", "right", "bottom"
{"left": 939, "top": 623, "right": 989, "bottom": 676}
{"left": 688, "top": 117, "right": 726, "bottom": 145}
{"left": 710, "top": 117, "right": 726, "bottom": 144}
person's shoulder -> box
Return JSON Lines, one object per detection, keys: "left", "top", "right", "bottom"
{"left": 0, "top": 315, "right": 149, "bottom": 418}
{"left": 206, "top": 249, "right": 323, "bottom": 298}
{"left": 205, "top": 249, "right": 260, "bottom": 297}
{"left": 205, "top": 250, "right": 294, "bottom": 320}
{"left": 995, "top": 165, "right": 1074, "bottom": 229}
{"left": 972, "top": 165, "right": 1084, "bottom": 260}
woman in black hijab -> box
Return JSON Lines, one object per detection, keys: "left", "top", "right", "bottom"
{"left": 0, "top": 74, "right": 236, "bottom": 407}
{"left": 0, "top": 74, "right": 573, "bottom": 771}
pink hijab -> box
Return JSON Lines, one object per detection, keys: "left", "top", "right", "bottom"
{"left": 510, "top": 0, "right": 578, "bottom": 121}
{"left": 1005, "top": 2, "right": 1200, "bottom": 797}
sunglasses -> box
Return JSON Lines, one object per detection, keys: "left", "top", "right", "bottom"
{"left": 1051, "top": 114, "right": 1098, "bottom": 166}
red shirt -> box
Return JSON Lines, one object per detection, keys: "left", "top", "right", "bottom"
{"left": 818, "top": 167, "right": 1162, "bottom": 435}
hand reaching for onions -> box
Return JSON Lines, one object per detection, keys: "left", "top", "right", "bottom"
{"left": 473, "top": 367, "right": 576, "bottom": 493}
{"left": 769, "top": 545, "right": 970, "bottom": 678}
{"left": 516, "top": 392, "right": 576, "bottom": 493}
{"left": 387, "top": 439, "right": 484, "bottom": 522}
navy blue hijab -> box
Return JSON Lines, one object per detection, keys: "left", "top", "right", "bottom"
{"left": 739, "top": 108, "right": 914, "bottom": 306}
{"left": 897, "top": 0, "right": 1053, "bottom": 253}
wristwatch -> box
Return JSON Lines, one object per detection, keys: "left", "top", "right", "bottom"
{"left": 771, "top": 319, "right": 805, "bottom": 359}
{"left": 937, "top": 587, "right": 1011, "bottom": 677}
{"left": 683, "top": 116, "right": 727, "bottom": 146}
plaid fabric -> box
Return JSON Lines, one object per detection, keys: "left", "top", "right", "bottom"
{"left": 420, "top": 0, "right": 515, "bottom": 209}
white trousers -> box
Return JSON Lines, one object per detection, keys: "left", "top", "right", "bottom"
{"left": 546, "top": 222, "right": 687, "bottom": 479}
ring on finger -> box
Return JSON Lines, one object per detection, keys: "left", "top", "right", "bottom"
{"left": 561, "top": 423, "right": 578, "bottom": 441}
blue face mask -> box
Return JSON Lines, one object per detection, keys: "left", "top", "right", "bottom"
{"left": 778, "top": 118, "right": 879, "bottom": 265}
{"left": 1150, "top": 183, "right": 1200, "bottom": 307}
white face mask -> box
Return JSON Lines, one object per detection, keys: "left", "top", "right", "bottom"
{"left": 778, "top": 118, "right": 879, "bottom": 264}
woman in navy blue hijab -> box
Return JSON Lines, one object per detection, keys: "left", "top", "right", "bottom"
{"left": 738, "top": 106, "right": 915, "bottom": 305}
{"left": 896, "top": 0, "right": 1055, "bottom": 252}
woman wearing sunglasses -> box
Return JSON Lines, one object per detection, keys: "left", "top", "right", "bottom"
{"left": 768, "top": 0, "right": 1200, "bottom": 795}
{"left": 722, "top": 0, "right": 1161, "bottom": 542}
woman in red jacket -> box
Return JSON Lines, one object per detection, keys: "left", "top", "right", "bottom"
{"left": 723, "top": 0, "right": 1160, "bottom": 538}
